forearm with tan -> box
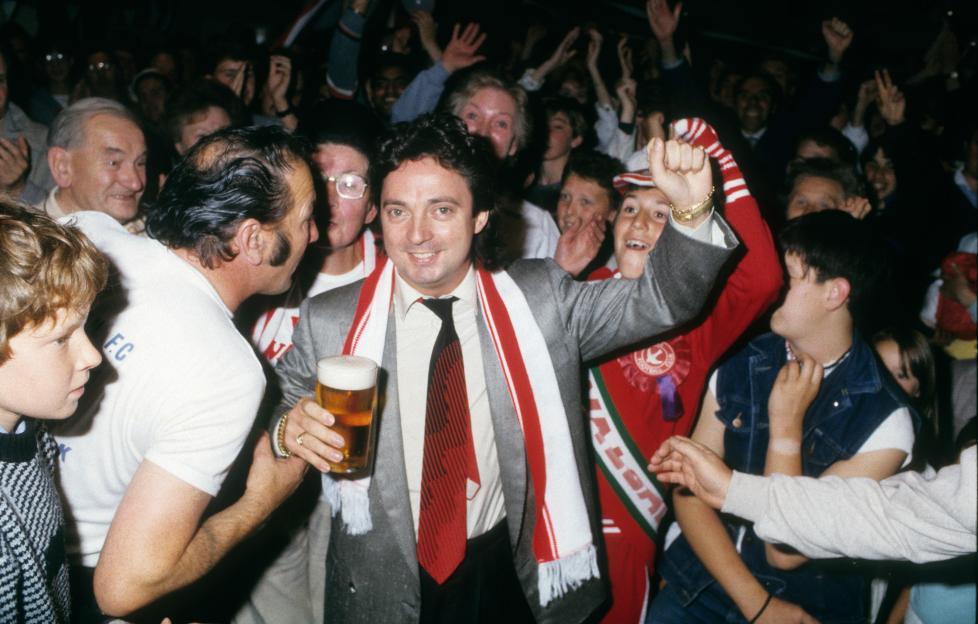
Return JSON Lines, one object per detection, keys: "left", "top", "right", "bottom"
{"left": 762, "top": 419, "right": 808, "bottom": 570}
{"left": 94, "top": 487, "right": 273, "bottom": 616}
{"left": 674, "top": 491, "right": 771, "bottom": 619}
{"left": 93, "top": 438, "right": 305, "bottom": 617}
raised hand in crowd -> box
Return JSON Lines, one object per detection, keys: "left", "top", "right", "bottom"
{"left": 441, "top": 23, "right": 487, "bottom": 74}
{"left": 585, "top": 27, "right": 603, "bottom": 69}
{"left": 616, "top": 34, "right": 634, "bottom": 80}
{"left": 228, "top": 59, "right": 255, "bottom": 106}
{"left": 822, "top": 17, "right": 854, "bottom": 66}
{"left": 412, "top": 10, "right": 442, "bottom": 63}
{"left": 262, "top": 54, "right": 297, "bottom": 130}
{"left": 586, "top": 28, "right": 614, "bottom": 109}
{"left": 521, "top": 23, "right": 548, "bottom": 61}
{"left": 616, "top": 77, "right": 637, "bottom": 125}
{"left": 554, "top": 217, "right": 606, "bottom": 277}
{"left": 529, "top": 26, "right": 580, "bottom": 84}
{"left": 646, "top": 0, "right": 682, "bottom": 65}
{"left": 849, "top": 79, "right": 877, "bottom": 129}
{"left": 647, "top": 137, "right": 713, "bottom": 228}
{"left": 0, "top": 136, "right": 30, "bottom": 195}
{"left": 874, "top": 69, "right": 906, "bottom": 126}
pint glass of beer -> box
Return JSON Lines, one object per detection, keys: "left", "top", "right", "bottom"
{"left": 316, "top": 355, "right": 378, "bottom": 474}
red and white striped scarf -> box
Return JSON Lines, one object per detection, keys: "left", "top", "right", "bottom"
{"left": 325, "top": 258, "right": 598, "bottom": 605}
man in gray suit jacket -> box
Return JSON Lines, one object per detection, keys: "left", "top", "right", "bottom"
{"left": 269, "top": 113, "right": 736, "bottom": 623}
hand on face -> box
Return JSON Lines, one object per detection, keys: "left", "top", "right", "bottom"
{"left": 0, "top": 136, "right": 30, "bottom": 192}
{"left": 553, "top": 217, "right": 605, "bottom": 278}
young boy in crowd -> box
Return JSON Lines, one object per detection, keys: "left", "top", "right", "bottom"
{"left": 0, "top": 202, "right": 106, "bottom": 622}
{"left": 526, "top": 96, "right": 589, "bottom": 213}
{"left": 552, "top": 149, "right": 624, "bottom": 278}
{"left": 586, "top": 118, "right": 782, "bottom": 623}
{"left": 649, "top": 209, "right": 917, "bottom": 623}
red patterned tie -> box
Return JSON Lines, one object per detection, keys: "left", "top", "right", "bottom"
{"left": 416, "top": 297, "right": 479, "bottom": 584}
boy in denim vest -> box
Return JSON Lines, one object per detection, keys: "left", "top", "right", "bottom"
{"left": 649, "top": 210, "right": 917, "bottom": 624}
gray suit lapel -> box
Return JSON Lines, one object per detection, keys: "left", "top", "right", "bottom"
{"left": 371, "top": 314, "right": 419, "bottom": 581}
{"left": 476, "top": 307, "right": 528, "bottom": 550}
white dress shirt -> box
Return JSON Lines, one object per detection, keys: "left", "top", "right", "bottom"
{"left": 393, "top": 267, "right": 505, "bottom": 540}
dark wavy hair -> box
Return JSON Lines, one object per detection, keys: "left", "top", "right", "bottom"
{"left": 371, "top": 113, "right": 506, "bottom": 270}
{"left": 146, "top": 125, "right": 312, "bottom": 269}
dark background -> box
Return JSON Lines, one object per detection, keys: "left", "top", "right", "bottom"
{"left": 6, "top": 0, "right": 975, "bottom": 66}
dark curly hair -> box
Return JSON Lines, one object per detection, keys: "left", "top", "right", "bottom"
{"left": 371, "top": 113, "right": 506, "bottom": 270}
{"left": 146, "top": 125, "right": 313, "bottom": 269}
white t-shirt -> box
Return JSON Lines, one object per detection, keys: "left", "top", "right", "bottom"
{"left": 520, "top": 200, "right": 560, "bottom": 260}
{"left": 52, "top": 211, "right": 265, "bottom": 567}
{"left": 252, "top": 230, "right": 378, "bottom": 365}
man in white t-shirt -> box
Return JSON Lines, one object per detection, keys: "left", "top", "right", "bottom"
{"left": 52, "top": 125, "right": 315, "bottom": 620}
{"left": 649, "top": 210, "right": 917, "bottom": 624}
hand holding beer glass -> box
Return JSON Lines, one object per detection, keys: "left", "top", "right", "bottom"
{"left": 315, "top": 355, "right": 379, "bottom": 475}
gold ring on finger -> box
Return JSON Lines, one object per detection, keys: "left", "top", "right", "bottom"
{"left": 296, "top": 432, "right": 306, "bottom": 447}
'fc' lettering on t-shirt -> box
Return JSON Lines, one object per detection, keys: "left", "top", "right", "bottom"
{"left": 104, "top": 333, "right": 135, "bottom": 361}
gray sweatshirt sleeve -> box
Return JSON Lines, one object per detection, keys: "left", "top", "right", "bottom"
{"left": 722, "top": 446, "right": 977, "bottom": 563}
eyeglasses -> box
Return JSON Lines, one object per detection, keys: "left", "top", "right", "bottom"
{"left": 45, "top": 53, "right": 67, "bottom": 63}
{"left": 88, "top": 61, "right": 113, "bottom": 73}
{"left": 323, "top": 172, "right": 368, "bottom": 199}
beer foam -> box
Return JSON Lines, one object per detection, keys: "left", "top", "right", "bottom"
{"left": 317, "top": 355, "right": 378, "bottom": 390}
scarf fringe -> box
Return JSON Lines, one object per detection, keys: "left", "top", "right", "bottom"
{"left": 537, "top": 544, "right": 600, "bottom": 607}
{"left": 322, "top": 476, "right": 373, "bottom": 535}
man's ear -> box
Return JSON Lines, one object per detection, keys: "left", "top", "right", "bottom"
{"left": 571, "top": 135, "right": 584, "bottom": 149}
{"left": 234, "top": 219, "right": 266, "bottom": 266}
{"left": 824, "top": 277, "right": 851, "bottom": 312}
{"left": 48, "top": 147, "right": 72, "bottom": 187}
{"left": 364, "top": 203, "right": 378, "bottom": 225}
{"left": 473, "top": 209, "right": 489, "bottom": 235}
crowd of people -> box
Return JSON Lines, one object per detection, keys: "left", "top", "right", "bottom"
{"left": 0, "top": 0, "right": 975, "bottom": 622}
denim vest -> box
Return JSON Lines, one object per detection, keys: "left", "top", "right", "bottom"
{"left": 659, "top": 332, "right": 917, "bottom": 624}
